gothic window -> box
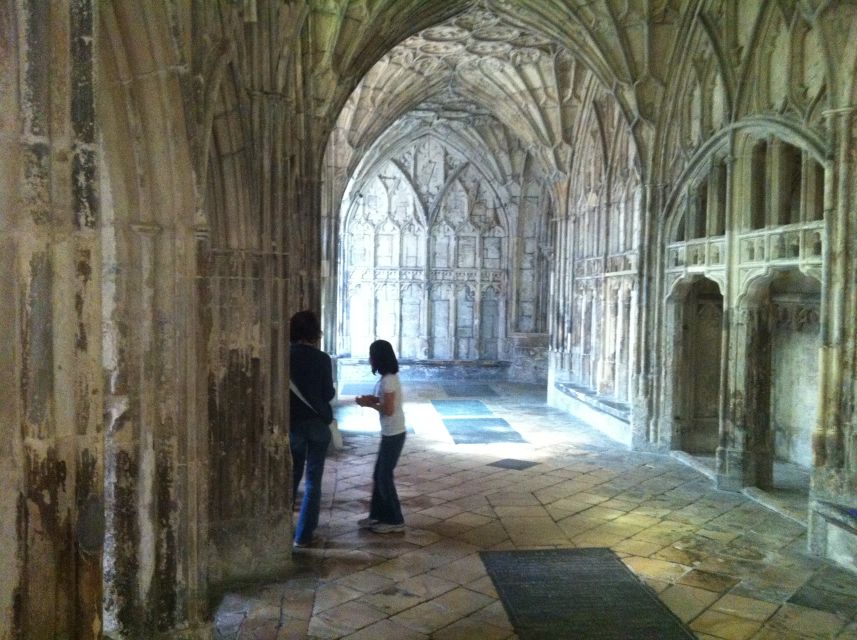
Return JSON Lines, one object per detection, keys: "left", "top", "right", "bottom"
{"left": 673, "top": 159, "right": 721, "bottom": 243}
{"left": 483, "top": 237, "right": 501, "bottom": 269}
{"left": 691, "top": 178, "right": 708, "bottom": 239}
{"left": 350, "top": 232, "right": 371, "bottom": 266}
{"left": 778, "top": 143, "right": 802, "bottom": 225}
{"left": 480, "top": 288, "right": 500, "bottom": 360}
{"left": 432, "top": 234, "right": 451, "bottom": 268}
{"left": 376, "top": 286, "right": 397, "bottom": 337}
{"left": 673, "top": 205, "right": 686, "bottom": 242}
{"left": 805, "top": 158, "right": 824, "bottom": 220}
{"left": 432, "top": 299, "right": 450, "bottom": 338}
{"left": 340, "top": 134, "right": 528, "bottom": 362}
{"left": 806, "top": 157, "right": 824, "bottom": 222}
{"left": 400, "top": 286, "right": 422, "bottom": 359}
{"left": 430, "top": 287, "right": 452, "bottom": 360}
{"left": 349, "top": 285, "right": 372, "bottom": 357}
{"left": 457, "top": 236, "right": 477, "bottom": 268}
{"left": 750, "top": 140, "right": 768, "bottom": 229}
{"left": 443, "top": 180, "right": 468, "bottom": 227}
{"left": 402, "top": 229, "right": 421, "bottom": 267}
{"left": 747, "top": 138, "right": 824, "bottom": 230}
{"left": 376, "top": 233, "right": 394, "bottom": 266}
{"left": 456, "top": 289, "right": 474, "bottom": 339}
{"left": 712, "top": 160, "right": 727, "bottom": 236}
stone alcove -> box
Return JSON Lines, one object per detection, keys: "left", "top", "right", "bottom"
{"left": 739, "top": 268, "right": 821, "bottom": 491}
{"left": 664, "top": 276, "right": 724, "bottom": 459}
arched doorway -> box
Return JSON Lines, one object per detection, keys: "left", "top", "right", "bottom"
{"left": 740, "top": 269, "right": 820, "bottom": 503}
{"left": 665, "top": 277, "right": 724, "bottom": 463}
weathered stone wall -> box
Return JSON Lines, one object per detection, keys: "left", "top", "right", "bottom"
{"left": 644, "top": 1, "right": 857, "bottom": 570}
{"left": 548, "top": 86, "right": 641, "bottom": 409}
{"left": 1, "top": 2, "right": 103, "bottom": 638}
{"left": 0, "top": 5, "right": 23, "bottom": 637}
{"left": 771, "top": 296, "right": 820, "bottom": 467}
{"left": 96, "top": 4, "right": 202, "bottom": 635}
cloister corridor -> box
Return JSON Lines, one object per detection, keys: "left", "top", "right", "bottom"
{"left": 4, "top": 1, "right": 857, "bottom": 638}
{"left": 213, "top": 381, "right": 857, "bottom": 640}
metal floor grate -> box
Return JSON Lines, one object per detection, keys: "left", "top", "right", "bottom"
{"left": 480, "top": 548, "right": 696, "bottom": 640}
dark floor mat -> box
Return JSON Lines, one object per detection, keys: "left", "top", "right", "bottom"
{"left": 480, "top": 548, "right": 696, "bottom": 640}
{"left": 443, "top": 418, "right": 526, "bottom": 444}
{"left": 489, "top": 459, "right": 538, "bottom": 471}
{"left": 442, "top": 383, "right": 499, "bottom": 397}
{"left": 432, "top": 399, "right": 492, "bottom": 416}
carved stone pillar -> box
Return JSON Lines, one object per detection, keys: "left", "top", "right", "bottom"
{"left": 2, "top": 2, "right": 104, "bottom": 637}
{"left": 631, "top": 182, "right": 661, "bottom": 450}
{"left": 718, "top": 302, "right": 773, "bottom": 491}
{"left": 204, "top": 248, "right": 292, "bottom": 589}
{"left": 809, "top": 106, "right": 857, "bottom": 571}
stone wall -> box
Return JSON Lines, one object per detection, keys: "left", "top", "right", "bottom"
{"left": 771, "top": 295, "right": 821, "bottom": 468}
{"left": 1, "top": 2, "right": 103, "bottom": 637}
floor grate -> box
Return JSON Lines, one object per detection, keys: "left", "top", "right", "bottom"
{"left": 480, "top": 548, "right": 696, "bottom": 640}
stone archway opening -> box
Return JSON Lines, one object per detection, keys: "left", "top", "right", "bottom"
{"left": 741, "top": 268, "right": 820, "bottom": 518}
{"left": 321, "top": 6, "right": 570, "bottom": 386}
{"left": 669, "top": 277, "right": 724, "bottom": 466}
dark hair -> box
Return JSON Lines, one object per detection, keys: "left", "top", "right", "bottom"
{"left": 369, "top": 339, "right": 399, "bottom": 375}
{"left": 290, "top": 310, "right": 322, "bottom": 343}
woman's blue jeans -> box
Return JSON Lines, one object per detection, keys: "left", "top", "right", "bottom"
{"left": 290, "top": 417, "right": 331, "bottom": 544}
{"left": 370, "top": 432, "right": 406, "bottom": 525}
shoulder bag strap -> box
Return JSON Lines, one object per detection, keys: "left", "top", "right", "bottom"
{"left": 290, "top": 380, "right": 317, "bottom": 414}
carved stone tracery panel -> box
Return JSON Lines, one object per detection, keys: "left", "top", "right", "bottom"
{"left": 340, "top": 128, "right": 549, "bottom": 361}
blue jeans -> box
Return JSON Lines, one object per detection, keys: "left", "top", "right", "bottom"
{"left": 370, "top": 432, "right": 406, "bottom": 525}
{"left": 290, "top": 417, "right": 331, "bottom": 544}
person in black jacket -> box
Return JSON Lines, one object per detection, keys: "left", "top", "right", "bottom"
{"left": 289, "top": 310, "right": 334, "bottom": 548}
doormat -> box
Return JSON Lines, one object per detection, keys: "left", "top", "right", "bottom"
{"left": 443, "top": 418, "right": 526, "bottom": 444}
{"left": 442, "top": 383, "right": 499, "bottom": 397}
{"left": 432, "top": 399, "right": 493, "bottom": 416}
{"left": 489, "top": 458, "right": 538, "bottom": 471}
{"left": 480, "top": 548, "right": 695, "bottom": 640}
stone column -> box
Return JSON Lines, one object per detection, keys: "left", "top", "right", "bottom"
{"left": 717, "top": 301, "right": 773, "bottom": 491}
{"left": 202, "top": 81, "right": 293, "bottom": 593}
{"left": 2, "top": 1, "right": 104, "bottom": 637}
{"left": 809, "top": 106, "right": 857, "bottom": 571}
{"left": 631, "top": 181, "right": 660, "bottom": 450}
{"left": 204, "top": 247, "right": 292, "bottom": 589}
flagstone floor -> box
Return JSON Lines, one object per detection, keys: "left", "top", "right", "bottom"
{"left": 214, "top": 382, "right": 857, "bottom": 640}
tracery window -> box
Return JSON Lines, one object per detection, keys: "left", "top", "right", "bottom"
{"left": 340, "top": 136, "right": 548, "bottom": 360}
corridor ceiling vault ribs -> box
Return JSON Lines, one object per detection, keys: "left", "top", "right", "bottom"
{"left": 336, "top": 2, "right": 625, "bottom": 180}
{"left": 328, "top": 2, "right": 643, "bottom": 363}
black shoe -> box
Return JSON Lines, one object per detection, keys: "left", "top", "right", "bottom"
{"left": 293, "top": 535, "right": 321, "bottom": 549}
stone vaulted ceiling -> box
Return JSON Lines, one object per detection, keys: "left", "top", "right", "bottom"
{"left": 335, "top": 3, "right": 603, "bottom": 182}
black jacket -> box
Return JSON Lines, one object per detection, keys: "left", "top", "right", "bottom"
{"left": 289, "top": 343, "right": 335, "bottom": 425}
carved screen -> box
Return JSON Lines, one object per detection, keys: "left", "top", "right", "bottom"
{"left": 340, "top": 134, "right": 549, "bottom": 360}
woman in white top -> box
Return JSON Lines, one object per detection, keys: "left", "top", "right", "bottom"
{"left": 355, "top": 340, "right": 406, "bottom": 533}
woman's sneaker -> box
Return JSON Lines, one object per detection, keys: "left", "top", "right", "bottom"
{"left": 370, "top": 522, "right": 405, "bottom": 533}
{"left": 358, "top": 517, "right": 378, "bottom": 528}
{"left": 293, "top": 535, "right": 321, "bottom": 549}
